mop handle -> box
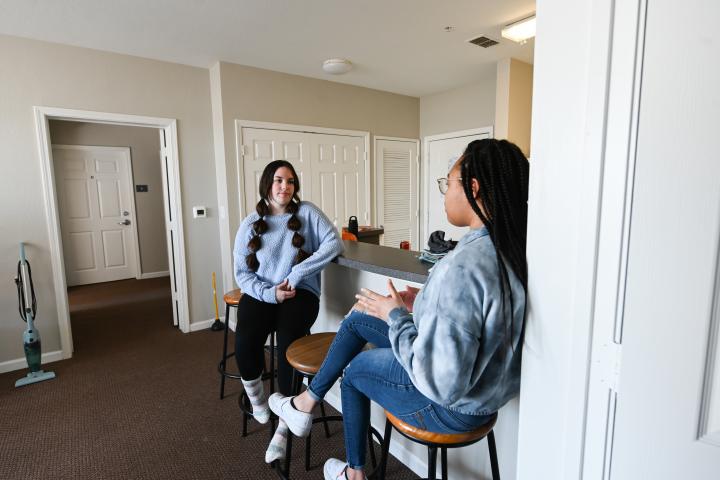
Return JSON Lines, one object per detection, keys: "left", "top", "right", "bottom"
{"left": 212, "top": 272, "right": 219, "bottom": 320}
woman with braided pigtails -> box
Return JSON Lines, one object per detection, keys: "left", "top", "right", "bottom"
{"left": 233, "top": 160, "right": 343, "bottom": 464}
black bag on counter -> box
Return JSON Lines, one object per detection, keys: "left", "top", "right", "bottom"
{"left": 427, "top": 231, "right": 457, "bottom": 254}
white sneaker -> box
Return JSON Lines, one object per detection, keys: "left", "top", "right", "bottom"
{"left": 324, "top": 458, "right": 349, "bottom": 480}
{"left": 268, "top": 393, "right": 313, "bottom": 437}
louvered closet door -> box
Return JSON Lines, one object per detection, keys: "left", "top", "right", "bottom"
{"left": 375, "top": 138, "right": 419, "bottom": 249}
{"left": 308, "top": 133, "right": 368, "bottom": 229}
{"left": 240, "top": 128, "right": 311, "bottom": 216}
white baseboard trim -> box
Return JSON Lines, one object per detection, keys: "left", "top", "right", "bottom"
{"left": 324, "top": 387, "right": 427, "bottom": 478}
{"left": 0, "top": 350, "right": 64, "bottom": 374}
{"left": 189, "top": 316, "right": 226, "bottom": 332}
{"left": 138, "top": 271, "right": 170, "bottom": 280}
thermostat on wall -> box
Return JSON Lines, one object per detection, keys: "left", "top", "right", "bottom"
{"left": 193, "top": 206, "right": 207, "bottom": 218}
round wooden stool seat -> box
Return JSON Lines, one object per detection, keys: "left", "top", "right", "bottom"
{"left": 223, "top": 289, "right": 243, "bottom": 305}
{"left": 286, "top": 332, "right": 335, "bottom": 375}
{"left": 385, "top": 410, "right": 497, "bottom": 446}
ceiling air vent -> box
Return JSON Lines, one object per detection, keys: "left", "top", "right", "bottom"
{"left": 469, "top": 36, "right": 499, "bottom": 48}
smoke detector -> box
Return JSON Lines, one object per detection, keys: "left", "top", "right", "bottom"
{"left": 322, "top": 58, "right": 353, "bottom": 75}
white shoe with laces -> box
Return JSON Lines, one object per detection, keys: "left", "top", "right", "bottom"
{"left": 268, "top": 393, "right": 313, "bottom": 437}
{"left": 323, "top": 458, "right": 367, "bottom": 480}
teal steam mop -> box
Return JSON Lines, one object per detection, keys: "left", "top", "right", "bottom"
{"left": 14, "top": 243, "right": 56, "bottom": 388}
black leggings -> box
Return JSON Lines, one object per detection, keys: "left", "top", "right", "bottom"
{"left": 234, "top": 288, "right": 319, "bottom": 395}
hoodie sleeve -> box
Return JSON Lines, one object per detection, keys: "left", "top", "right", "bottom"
{"left": 286, "top": 204, "right": 344, "bottom": 289}
{"left": 233, "top": 217, "right": 277, "bottom": 304}
{"left": 388, "top": 264, "right": 483, "bottom": 406}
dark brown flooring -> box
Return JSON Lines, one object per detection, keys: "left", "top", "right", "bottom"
{"left": 0, "top": 277, "right": 417, "bottom": 479}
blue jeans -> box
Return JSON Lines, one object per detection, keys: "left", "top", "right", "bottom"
{"left": 307, "top": 312, "right": 494, "bottom": 470}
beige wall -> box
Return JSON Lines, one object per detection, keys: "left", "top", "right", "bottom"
{"left": 419, "top": 70, "right": 497, "bottom": 139}
{"left": 211, "top": 61, "right": 420, "bottom": 288}
{"left": 495, "top": 58, "right": 534, "bottom": 156}
{"left": 0, "top": 34, "right": 219, "bottom": 363}
{"left": 49, "top": 121, "right": 168, "bottom": 274}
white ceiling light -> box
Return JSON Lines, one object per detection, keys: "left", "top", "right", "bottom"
{"left": 501, "top": 15, "right": 536, "bottom": 44}
{"left": 322, "top": 58, "right": 353, "bottom": 75}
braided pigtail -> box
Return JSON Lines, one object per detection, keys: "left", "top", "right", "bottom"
{"left": 285, "top": 198, "right": 310, "bottom": 264}
{"left": 245, "top": 199, "right": 270, "bottom": 271}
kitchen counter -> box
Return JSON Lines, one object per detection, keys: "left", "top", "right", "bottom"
{"left": 333, "top": 240, "right": 430, "bottom": 283}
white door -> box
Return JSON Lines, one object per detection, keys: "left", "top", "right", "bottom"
{"left": 607, "top": 1, "right": 720, "bottom": 477}
{"left": 239, "top": 127, "right": 368, "bottom": 228}
{"left": 53, "top": 145, "right": 139, "bottom": 286}
{"left": 423, "top": 128, "right": 492, "bottom": 246}
{"left": 240, "top": 128, "right": 311, "bottom": 216}
{"left": 309, "top": 133, "right": 368, "bottom": 229}
{"left": 375, "top": 137, "right": 419, "bottom": 249}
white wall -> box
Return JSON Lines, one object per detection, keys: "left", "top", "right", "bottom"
{"left": 419, "top": 69, "right": 496, "bottom": 139}
{"left": 516, "top": 0, "right": 610, "bottom": 477}
{"left": 48, "top": 120, "right": 168, "bottom": 274}
{"left": 0, "top": 34, "right": 220, "bottom": 363}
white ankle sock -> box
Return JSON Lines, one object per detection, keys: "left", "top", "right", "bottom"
{"left": 241, "top": 376, "right": 270, "bottom": 424}
{"left": 265, "top": 420, "right": 289, "bottom": 463}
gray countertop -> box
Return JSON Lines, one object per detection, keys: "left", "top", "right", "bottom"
{"left": 333, "top": 240, "right": 430, "bottom": 283}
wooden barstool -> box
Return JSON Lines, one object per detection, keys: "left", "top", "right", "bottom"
{"left": 217, "top": 288, "right": 277, "bottom": 436}
{"left": 218, "top": 289, "right": 243, "bottom": 400}
{"left": 376, "top": 410, "right": 500, "bottom": 480}
{"left": 275, "top": 333, "right": 382, "bottom": 479}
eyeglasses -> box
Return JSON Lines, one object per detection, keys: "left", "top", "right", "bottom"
{"left": 436, "top": 177, "right": 462, "bottom": 195}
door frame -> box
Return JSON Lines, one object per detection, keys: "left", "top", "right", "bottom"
{"left": 421, "top": 127, "right": 493, "bottom": 243}
{"left": 373, "top": 136, "right": 420, "bottom": 248}
{"left": 52, "top": 144, "right": 142, "bottom": 284}
{"left": 34, "top": 106, "right": 191, "bottom": 359}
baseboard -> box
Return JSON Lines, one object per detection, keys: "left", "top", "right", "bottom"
{"left": 189, "top": 316, "right": 226, "bottom": 332}
{"left": 138, "top": 271, "right": 170, "bottom": 279}
{"left": 0, "top": 350, "right": 64, "bottom": 374}
{"left": 324, "top": 387, "right": 427, "bottom": 478}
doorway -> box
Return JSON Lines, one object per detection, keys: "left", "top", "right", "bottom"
{"left": 422, "top": 127, "right": 493, "bottom": 243}
{"left": 34, "top": 107, "right": 190, "bottom": 360}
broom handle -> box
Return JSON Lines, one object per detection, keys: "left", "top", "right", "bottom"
{"left": 212, "top": 272, "right": 219, "bottom": 320}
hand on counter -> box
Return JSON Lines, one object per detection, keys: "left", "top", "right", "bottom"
{"left": 354, "top": 279, "right": 405, "bottom": 321}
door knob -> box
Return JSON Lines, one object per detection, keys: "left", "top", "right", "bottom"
{"left": 118, "top": 219, "right": 131, "bottom": 226}
{"left": 122, "top": 210, "right": 130, "bottom": 216}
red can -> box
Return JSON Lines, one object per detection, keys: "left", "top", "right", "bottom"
{"left": 400, "top": 241, "right": 410, "bottom": 250}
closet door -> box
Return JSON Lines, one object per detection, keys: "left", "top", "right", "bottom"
{"left": 375, "top": 137, "right": 419, "bottom": 249}
{"left": 240, "top": 128, "right": 310, "bottom": 216}
{"left": 307, "top": 133, "right": 368, "bottom": 229}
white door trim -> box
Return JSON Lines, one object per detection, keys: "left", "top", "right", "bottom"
{"left": 421, "top": 127, "right": 493, "bottom": 243}
{"left": 215, "top": 119, "right": 371, "bottom": 292}
{"left": 34, "top": 106, "right": 191, "bottom": 360}
{"left": 373, "top": 136, "right": 420, "bottom": 247}
{"left": 52, "top": 144, "right": 142, "bottom": 283}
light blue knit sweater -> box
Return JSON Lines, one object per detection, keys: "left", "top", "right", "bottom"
{"left": 233, "top": 201, "right": 343, "bottom": 303}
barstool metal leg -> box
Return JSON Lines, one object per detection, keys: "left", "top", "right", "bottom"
{"left": 427, "top": 446, "right": 438, "bottom": 480}
{"left": 377, "top": 419, "right": 393, "bottom": 480}
{"left": 487, "top": 430, "right": 500, "bottom": 480}
{"left": 441, "top": 447, "right": 448, "bottom": 480}
{"left": 220, "top": 302, "right": 231, "bottom": 399}
{"left": 368, "top": 430, "right": 377, "bottom": 469}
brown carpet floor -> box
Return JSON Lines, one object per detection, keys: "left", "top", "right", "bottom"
{"left": 0, "top": 278, "right": 417, "bottom": 480}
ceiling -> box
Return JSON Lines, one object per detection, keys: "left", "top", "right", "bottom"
{"left": 0, "top": 0, "right": 535, "bottom": 97}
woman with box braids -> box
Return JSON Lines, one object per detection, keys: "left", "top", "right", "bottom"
{"left": 267, "top": 139, "right": 529, "bottom": 480}
{"left": 459, "top": 139, "right": 529, "bottom": 346}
